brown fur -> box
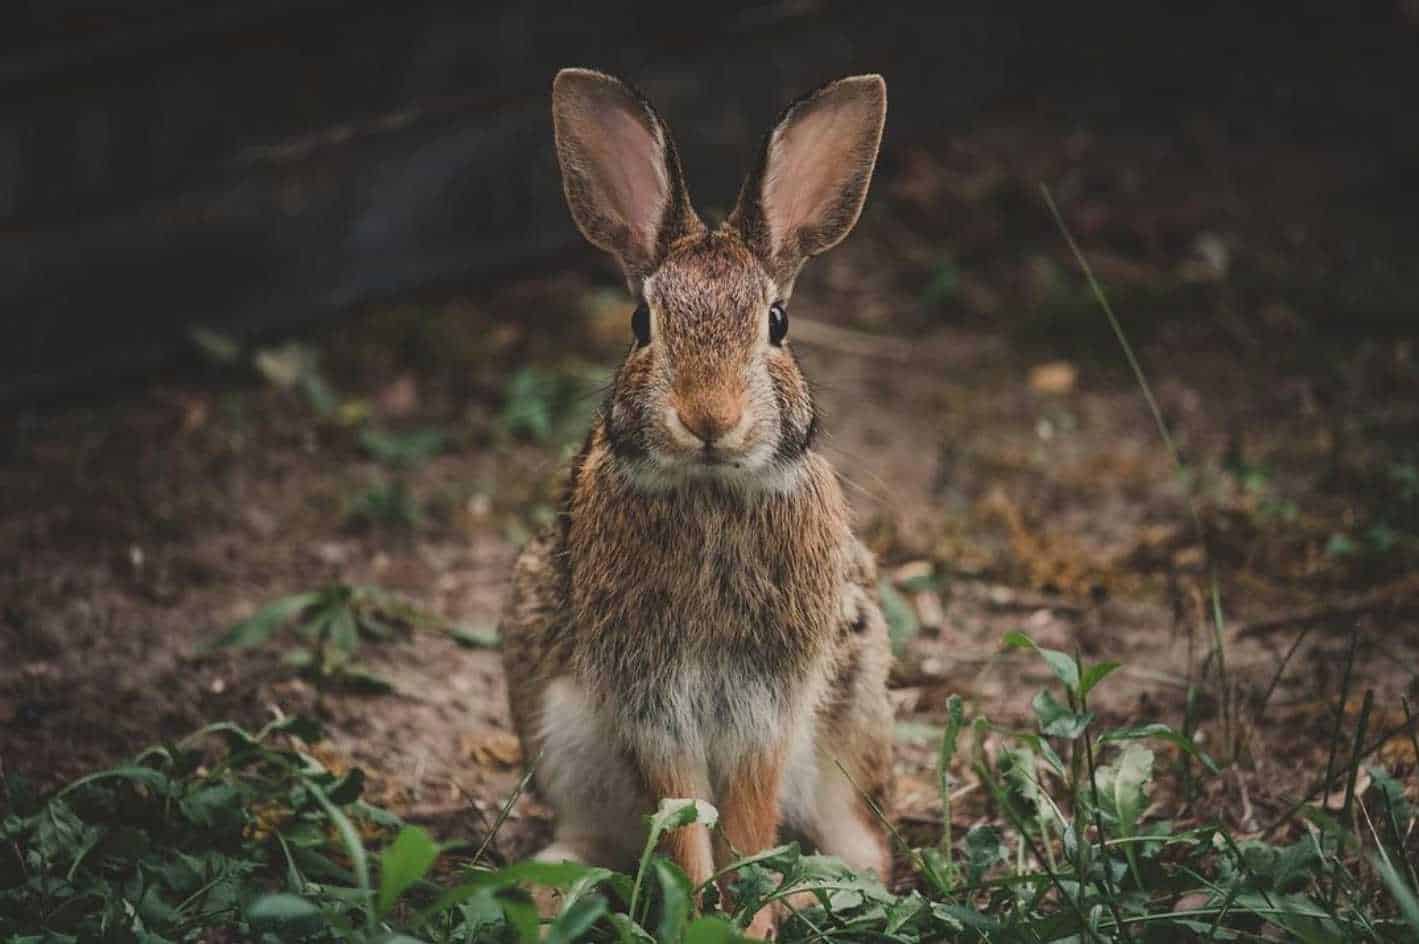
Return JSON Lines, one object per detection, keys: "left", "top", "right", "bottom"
{"left": 500, "top": 69, "right": 893, "bottom": 937}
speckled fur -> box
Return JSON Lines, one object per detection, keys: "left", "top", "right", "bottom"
{"left": 501, "top": 70, "right": 893, "bottom": 926}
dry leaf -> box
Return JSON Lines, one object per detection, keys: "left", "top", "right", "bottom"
{"left": 461, "top": 728, "right": 522, "bottom": 769}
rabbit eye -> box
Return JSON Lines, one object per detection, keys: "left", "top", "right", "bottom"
{"left": 768, "top": 302, "right": 788, "bottom": 345}
{"left": 631, "top": 302, "right": 651, "bottom": 347}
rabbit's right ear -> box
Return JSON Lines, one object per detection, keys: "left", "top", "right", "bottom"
{"left": 552, "top": 69, "right": 702, "bottom": 285}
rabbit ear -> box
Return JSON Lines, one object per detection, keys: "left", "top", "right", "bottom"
{"left": 731, "top": 75, "right": 886, "bottom": 287}
{"left": 552, "top": 68, "right": 703, "bottom": 283}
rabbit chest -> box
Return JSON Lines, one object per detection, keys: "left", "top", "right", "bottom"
{"left": 564, "top": 464, "right": 850, "bottom": 757}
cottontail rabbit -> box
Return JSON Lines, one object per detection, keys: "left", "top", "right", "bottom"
{"left": 501, "top": 68, "right": 893, "bottom": 936}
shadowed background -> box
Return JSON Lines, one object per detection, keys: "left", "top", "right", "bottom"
{"left": 5, "top": 1, "right": 1417, "bottom": 404}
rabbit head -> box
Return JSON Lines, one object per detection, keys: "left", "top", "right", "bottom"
{"left": 552, "top": 69, "right": 886, "bottom": 491}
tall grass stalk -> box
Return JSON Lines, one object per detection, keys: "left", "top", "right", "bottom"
{"left": 1041, "top": 183, "right": 1236, "bottom": 759}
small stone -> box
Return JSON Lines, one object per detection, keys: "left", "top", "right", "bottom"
{"left": 913, "top": 590, "right": 945, "bottom": 631}
{"left": 1028, "top": 361, "right": 1077, "bottom": 396}
{"left": 892, "top": 560, "right": 934, "bottom": 584}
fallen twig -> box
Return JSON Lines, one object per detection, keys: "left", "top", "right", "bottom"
{"left": 1235, "top": 577, "right": 1419, "bottom": 640}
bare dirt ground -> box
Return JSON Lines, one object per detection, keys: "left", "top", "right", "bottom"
{"left": 3, "top": 110, "right": 1417, "bottom": 865}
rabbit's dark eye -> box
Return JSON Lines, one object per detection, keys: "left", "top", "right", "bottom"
{"left": 631, "top": 302, "right": 651, "bottom": 347}
{"left": 768, "top": 302, "right": 788, "bottom": 345}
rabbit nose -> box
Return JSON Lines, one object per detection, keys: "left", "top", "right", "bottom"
{"left": 675, "top": 395, "right": 743, "bottom": 445}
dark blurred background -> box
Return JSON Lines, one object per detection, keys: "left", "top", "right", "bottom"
{"left": 5, "top": 0, "right": 1417, "bottom": 405}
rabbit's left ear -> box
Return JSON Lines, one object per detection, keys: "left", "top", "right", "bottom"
{"left": 731, "top": 75, "right": 886, "bottom": 288}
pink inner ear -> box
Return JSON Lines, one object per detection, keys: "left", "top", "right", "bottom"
{"left": 574, "top": 104, "right": 671, "bottom": 257}
{"left": 761, "top": 93, "right": 877, "bottom": 258}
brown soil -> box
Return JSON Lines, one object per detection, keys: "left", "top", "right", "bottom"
{"left": 3, "top": 110, "right": 1416, "bottom": 863}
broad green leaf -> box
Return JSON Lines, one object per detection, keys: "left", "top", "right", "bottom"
{"left": 705, "top": 843, "right": 799, "bottom": 895}
{"left": 609, "top": 911, "right": 659, "bottom": 944}
{"left": 1008, "top": 731, "right": 1067, "bottom": 777}
{"left": 894, "top": 719, "right": 944, "bottom": 745}
{"left": 497, "top": 365, "right": 606, "bottom": 445}
{"left": 1079, "top": 660, "right": 1122, "bottom": 697}
{"left": 632, "top": 799, "right": 718, "bottom": 924}
{"left": 917, "top": 847, "right": 955, "bottom": 897}
{"left": 998, "top": 745, "right": 1043, "bottom": 827}
{"left": 281, "top": 646, "right": 315, "bottom": 669}
{"left": 496, "top": 887, "right": 541, "bottom": 944}
{"left": 1104, "top": 744, "right": 1154, "bottom": 836}
{"left": 328, "top": 606, "right": 360, "bottom": 654}
{"left": 417, "top": 858, "right": 603, "bottom": 921}
{"left": 486, "top": 859, "right": 602, "bottom": 888}
{"left": 1170, "top": 919, "right": 1240, "bottom": 940}
{"left": 308, "top": 783, "right": 372, "bottom": 928}
{"left": 1032, "top": 689, "right": 1094, "bottom": 739}
{"left": 56, "top": 765, "right": 171, "bottom": 799}
{"left": 648, "top": 798, "right": 718, "bottom": 840}
{"left": 339, "top": 665, "right": 397, "bottom": 694}
{"left": 684, "top": 916, "right": 740, "bottom": 944}
{"left": 930, "top": 901, "right": 990, "bottom": 932}
{"left": 189, "top": 326, "right": 242, "bottom": 363}
{"left": 247, "top": 893, "right": 323, "bottom": 932}
{"left": 450, "top": 888, "right": 504, "bottom": 937}
{"left": 451, "top": 625, "right": 502, "bottom": 649}
{"left": 878, "top": 578, "right": 919, "bottom": 654}
{"left": 1098, "top": 724, "right": 1218, "bottom": 773}
{"left": 1001, "top": 631, "right": 1079, "bottom": 691}
{"left": 359, "top": 426, "right": 447, "bottom": 467}
{"left": 34, "top": 799, "right": 97, "bottom": 865}
{"left": 377, "top": 825, "right": 440, "bottom": 917}
{"left": 884, "top": 890, "right": 926, "bottom": 933}
{"left": 547, "top": 894, "right": 610, "bottom": 944}
{"left": 1367, "top": 765, "right": 1414, "bottom": 853}
{"left": 653, "top": 859, "right": 693, "bottom": 943}
{"left": 327, "top": 767, "right": 367, "bottom": 805}
{"left": 208, "top": 592, "right": 320, "bottom": 649}
{"left": 1095, "top": 743, "right": 1153, "bottom": 889}
{"left": 1373, "top": 852, "right": 1419, "bottom": 935}
{"left": 964, "top": 824, "right": 1006, "bottom": 884}
{"left": 261, "top": 714, "right": 325, "bottom": 743}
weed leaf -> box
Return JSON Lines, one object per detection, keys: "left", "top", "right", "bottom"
{"left": 653, "top": 859, "right": 694, "bottom": 943}
{"left": 210, "top": 591, "right": 320, "bottom": 649}
{"left": 548, "top": 894, "right": 611, "bottom": 944}
{"left": 878, "top": 578, "right": 920, "bottom": 654}
{"left": 247, "top": 892, "right": 324, "bottom": 932}
{"left": 1079, "top": 661, "right": 1122, "bottom": 698}
{"left": 1032, "top": 688, "right": 1094, "bottom": 739}
{"left": 1002, "top": 631, "right": 1080, "bottom": 691}
{"left": 377, "top": 826, "right": 440, "bottom": 917}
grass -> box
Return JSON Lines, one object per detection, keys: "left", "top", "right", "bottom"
{"left": 207, "top": 582, "right": 498, "bottom": 693}
{"left": 3, "top": 635, "right": 1415, "bottom": 941}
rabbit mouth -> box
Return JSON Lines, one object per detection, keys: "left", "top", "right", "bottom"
{"left": 694, "top": 449, "right": 740, "bottom": 468}
{"left": 674, "top": 439, "right": 761, "bottom": 476}
{"left": 675, "top": 441, "right": 739, "bottom": 468}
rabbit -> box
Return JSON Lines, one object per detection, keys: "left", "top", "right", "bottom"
{"left": 501, "top": 68, "right": 893, "bottom": 937}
